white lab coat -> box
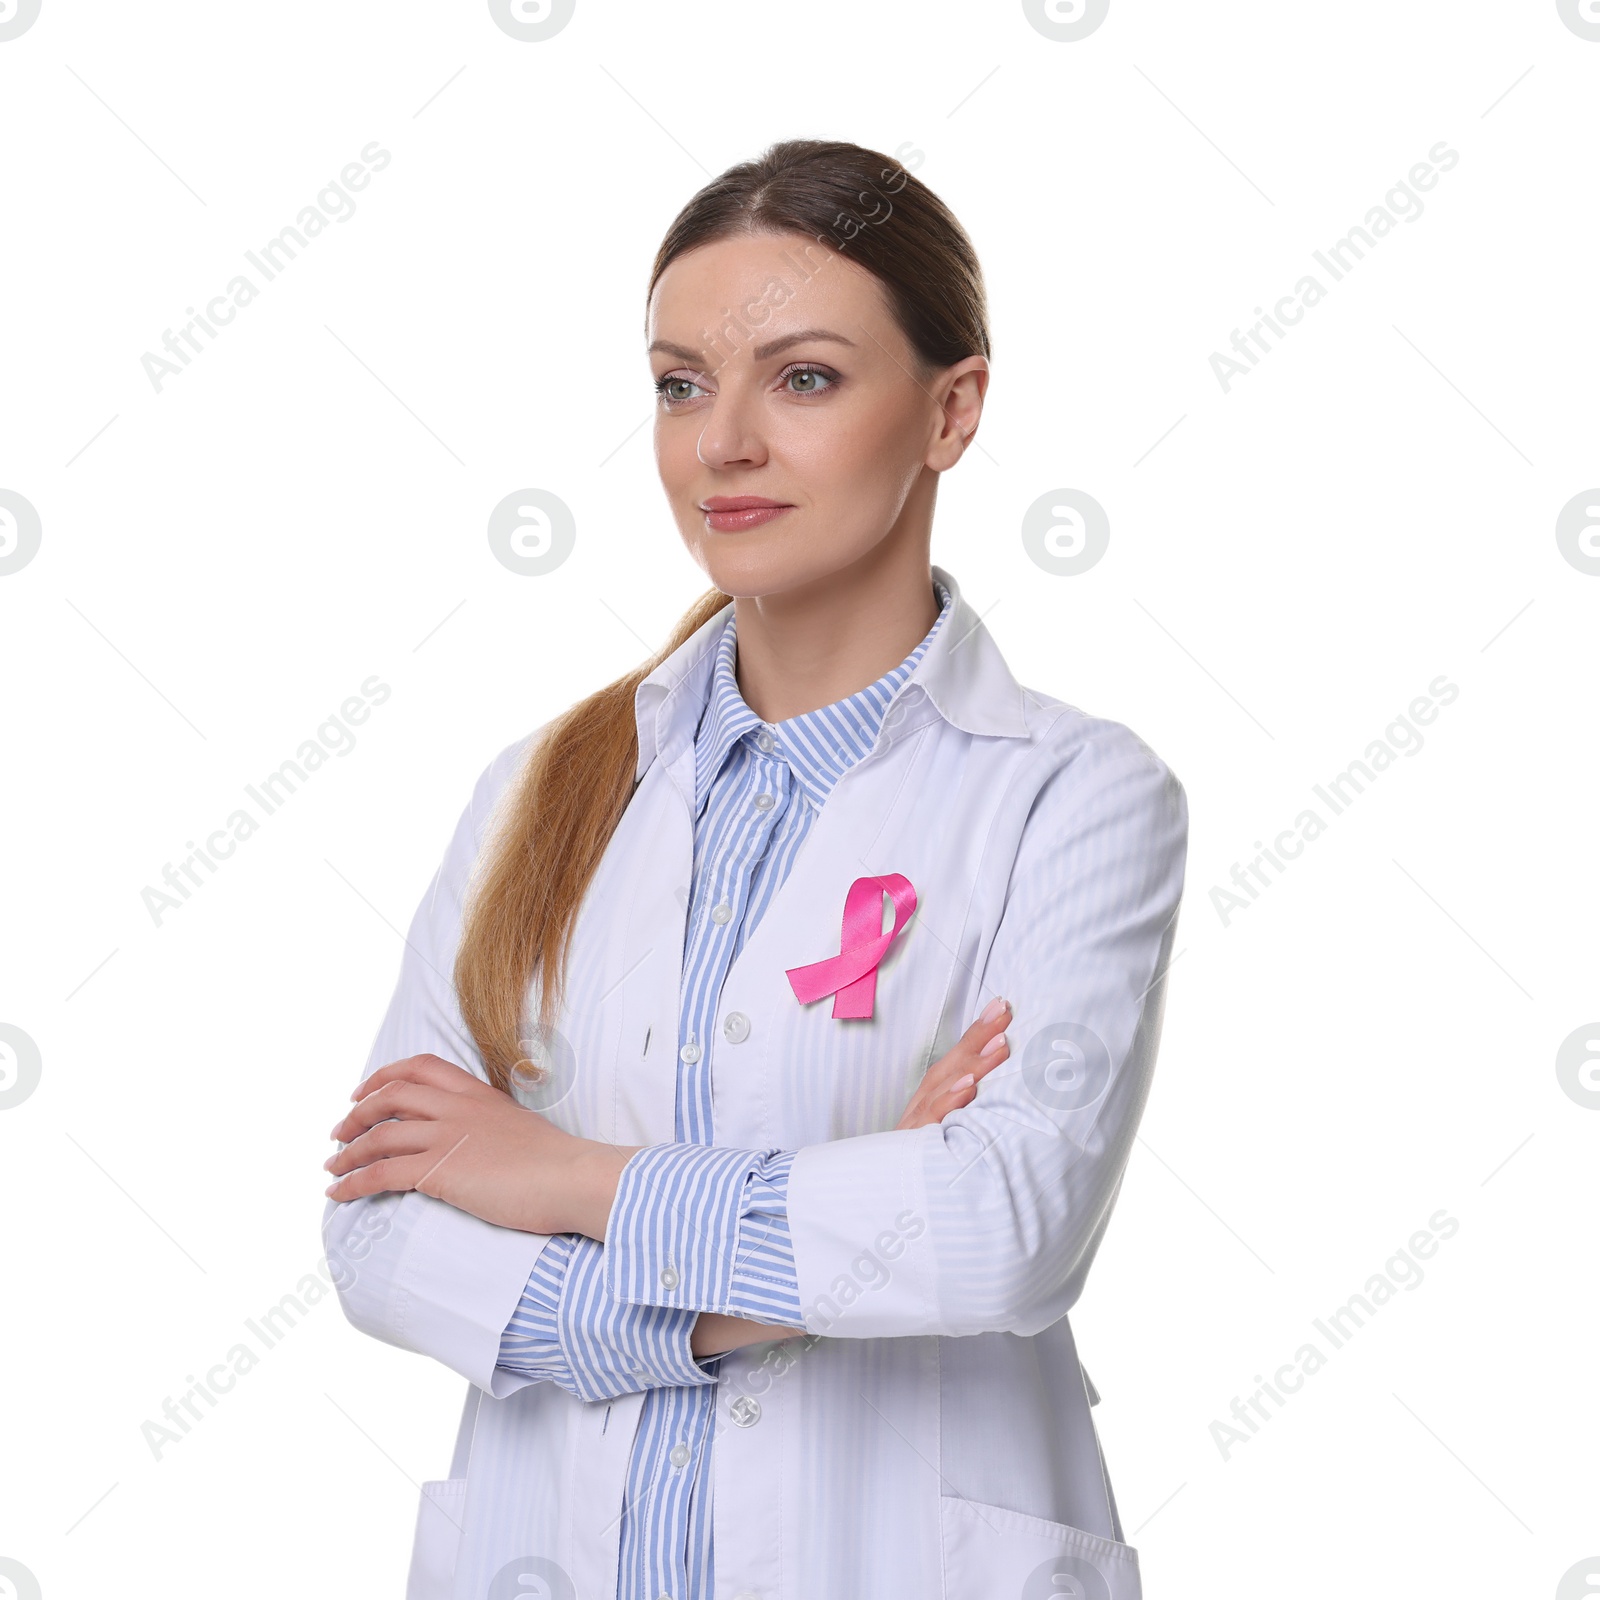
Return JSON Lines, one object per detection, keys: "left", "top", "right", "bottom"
{"left": 323, "top": 563, "right": 1188, "bottom": 1600}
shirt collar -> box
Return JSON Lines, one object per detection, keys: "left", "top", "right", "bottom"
{"left": 691, "top": 578, "right": 953, "bottom": 817}
{"left": 633, "top": 563, "right": 1034, "bottom": 787}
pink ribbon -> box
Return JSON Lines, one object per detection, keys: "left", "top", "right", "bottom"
{"left": 786, "top": 873, "right": 918, "bottom": 1019}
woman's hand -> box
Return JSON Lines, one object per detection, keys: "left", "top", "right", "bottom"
{"left": 894, "top": 997, "right": 1011, "bottom": 1131}
{"left": 324, "top": 1053, "right": 637, "bottom": 1237}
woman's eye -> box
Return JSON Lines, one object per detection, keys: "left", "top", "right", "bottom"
{"left": 781, "top": 365, "right": 837, "bottom": 396}
{"left": 656, "top": 375, "right": 707, "bottom": 405}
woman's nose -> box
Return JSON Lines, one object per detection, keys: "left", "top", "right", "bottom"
{"left": 696, "top": 387, "right": 768, "bottom": 470}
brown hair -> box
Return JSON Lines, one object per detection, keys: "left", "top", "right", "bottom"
{"left": 454, "top": 138, "right": 991, "bottom": 1094}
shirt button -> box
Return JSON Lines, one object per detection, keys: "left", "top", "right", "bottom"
{"left": 753, "top": 792, "right": 774, "bottom": 811}
{"left": 670, "top": 1442, "right": 691, "bottom": 1468}
{"left": 679, "top": 1041, "right": 700, "bottom": 1064}
{"left": 660, "top": 1265, "right": 679, "bottom": 1290}
{"left": 729, "top": 1395, "right": 761, "bottom": 1428}
{"left": 723, "top": 1011, "right": 751, "bottom": 1044}
{"left": 710, "top": 901, "right": 732, "bottom": 925}
{"left": 755, "top": 729, "right": 775, "bottom": 753}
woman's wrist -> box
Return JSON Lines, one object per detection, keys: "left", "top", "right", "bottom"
{"left": 563, "top": 1138, "right": 646, "bottom": 1242}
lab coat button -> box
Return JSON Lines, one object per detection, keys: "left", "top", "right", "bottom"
{"left": 679, "top": 1042, "right": 701, "bottom": 1065}
{"left": 729, "top": 1396, "right": 761, "bottom": 1427}
{"left": 710, "top": 901, "right": 732, "bottom": 925}
{"left": 723, "top": 1011, "right": 751, "bottom": 1044}
{"left": 670, "top": 1442, "right": 690, "bottom": 1468}
{"left": 660, "top": 1265, "right": 680, "bottom": 1290}
{"left": 753, "top": 792, "right": 774, "bottom": 811}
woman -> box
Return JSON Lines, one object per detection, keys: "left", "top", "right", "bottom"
{"left": 323, "top": 138, "right": 1187, "bottom": 1600}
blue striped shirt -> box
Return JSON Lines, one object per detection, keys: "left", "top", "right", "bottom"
{"left": 497, "top": 577, "right": 953, "bottom": 1599}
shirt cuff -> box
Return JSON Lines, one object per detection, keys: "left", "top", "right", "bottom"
{"left": 725, "top": 1150, "right": 807, "bottom": 1330}
{"left": 498, "top": 1234, "right": 721, "bottom": 1401}
{"left": 497, "top": 1234, "right": 582, "bottom": 1392}
{"left": 603, "top": 1142, "right": 794, "bottom": 1316}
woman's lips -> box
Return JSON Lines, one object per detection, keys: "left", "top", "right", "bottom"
{"left": 700, "top": 498, "right": 793, "bottom": 533}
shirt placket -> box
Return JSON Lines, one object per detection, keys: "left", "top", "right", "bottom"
{"left": 642, "top": 735, "right": 790, "bottom": 1600}
{"left": 677, "top": 742, "right": 791, "bottom": 1144}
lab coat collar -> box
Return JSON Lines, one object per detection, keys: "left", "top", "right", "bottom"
{"left": 632, "top": 563, "right": 1033, "bottom": 785}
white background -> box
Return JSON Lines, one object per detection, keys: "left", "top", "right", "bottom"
{"left": 2, "top": 1, "right": 1597, "bottom": 1596}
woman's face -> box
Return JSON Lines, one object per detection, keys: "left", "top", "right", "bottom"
{"left": 646, "top": 230, "right": 984, "bottom": 600}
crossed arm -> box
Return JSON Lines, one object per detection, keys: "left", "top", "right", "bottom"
{"left": 323, "top": 999, "right": 1014, "bottom": 1387}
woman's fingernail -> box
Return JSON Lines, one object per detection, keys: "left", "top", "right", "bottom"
{"left": 979, "top": 997, "right": 1005, "bottom": 1023}
{"left": 952, "top": 1073, "right": 975, "bottom": 1092}
{"left": 324, "top": 1182, "right": 339, "bottom": 1197}
{"left": 980, "top": 1031, "right": 1007, "bottom": 1057}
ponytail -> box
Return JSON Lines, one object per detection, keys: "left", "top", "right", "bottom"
{"left": 454, "top": 586, "right": 730, "bottom": 1093}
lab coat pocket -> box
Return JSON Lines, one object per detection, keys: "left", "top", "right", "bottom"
{"left": 406, "top": 1477, "right": 467, "bottom": 1600}
{"left": 940, "top": 1493, "right": 1141, "bottom": 1600}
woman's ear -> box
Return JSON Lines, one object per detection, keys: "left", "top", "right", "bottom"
{"left": 927, "top": 355, "right": 989, "bottom": 471}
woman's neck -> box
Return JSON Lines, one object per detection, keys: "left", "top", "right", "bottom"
{"left": 729, "top": 538, "right": 941, "bottom": 724}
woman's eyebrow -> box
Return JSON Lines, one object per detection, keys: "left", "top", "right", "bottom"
{"left": 647, "top": 328, "right": 858, "bottom": 364}
{"left": 750, "top": 328, "right": 857, "bottom": 360}
{"left": 647, "top": 339, "right": 705, "bottom": 363}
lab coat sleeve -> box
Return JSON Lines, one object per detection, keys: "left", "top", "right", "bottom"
{"left": 603, "top": 1147, "right": 807, "bottom": 1330}
{"left": 321, "top": 730, "right": 564, "bottom": 1398}
{"left": 499, "top": 1233, "right": 727, "bottom": 1399}
{"left": 784, "top": 720, "right": 1189, "bottom": 1339}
